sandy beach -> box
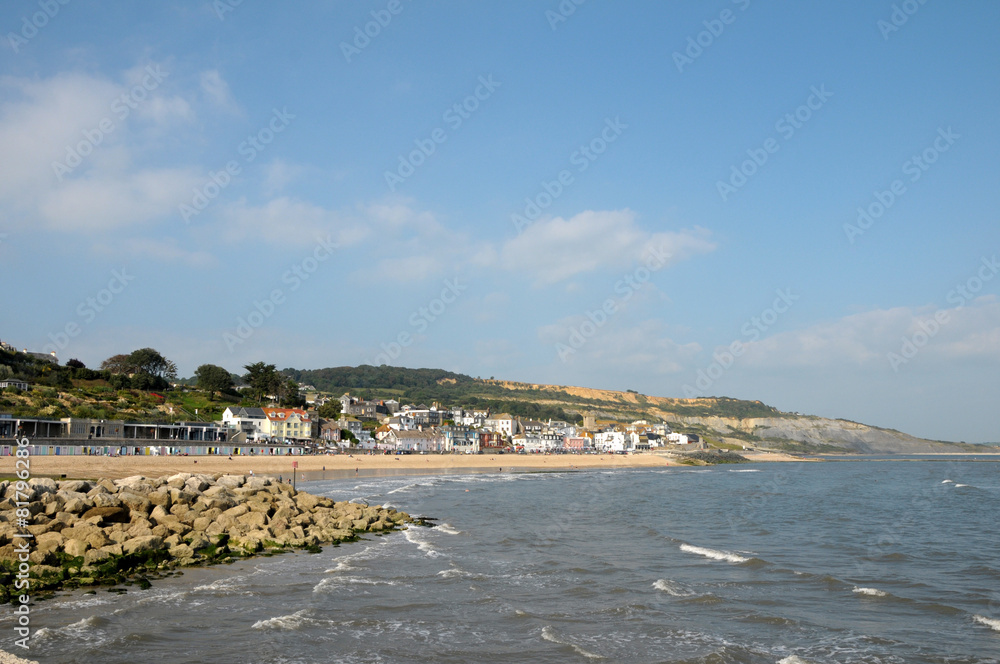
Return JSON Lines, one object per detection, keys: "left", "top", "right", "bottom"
{"left": 2, "top": 450, "right": 805, "bottom": 481}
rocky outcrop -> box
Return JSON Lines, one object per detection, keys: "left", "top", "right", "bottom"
{"left": 0, "top": 474, "right": 412, "bottom": 601}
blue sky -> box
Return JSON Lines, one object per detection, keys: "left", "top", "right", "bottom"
{"left": 2, "top": 1, "right": 998, "bottom": 443}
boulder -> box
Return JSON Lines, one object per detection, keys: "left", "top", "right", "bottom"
{"left": 237, "top": 511, "right": 267, "bottom": 529}
{"left": 92, "top": 492, "right": 121, "bottom": 508}
{"left": 295, "top": 493, "right": 321, "bottom": 510}
{"left": 59, "top": 480, "right": 92, "bottom": 493}
{"left": 118, "top": 492, "right": 151, "bottom": 515}
{"left": 64, "top": 538, "right": 90, "bottom": 557}
{"left": 122, "top": 535, "right": 164, "bottom": 555}
{"left": 63, "top": 498, "right": 90, "bottom": 514}
{"left": 167, "top": 472, "right": 192, "bottom": 488}
{"left": 86, "top": 530, "right": 112, "bottom": 549}
{"left": 35, "top": 531, "right": 65, "bottom": 553}
{"left": 83, "top": 548, "right": 112, "bottom": 566}
{"left": 147, "top": 489, "right": 172, "bottom": 508}
{"left": 216, "top": 475, "right": 245, "bottom": 489}
{"left": 81, "top": 506, "right": 130, "bottom": 524}
{"left": 28, "top": 477, "right": 58, "bottom": 494}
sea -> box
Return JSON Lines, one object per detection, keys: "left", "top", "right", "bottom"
{"left": 12, "top": 457, "right": 1000, "bottom": 663}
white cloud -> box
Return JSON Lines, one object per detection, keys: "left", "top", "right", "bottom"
{"left": 0, "top": 67, "right": 213, "bottom": 233}
{"left": 199, "top": 69, "right": 239, "bottom": 113}
{"left": 39, "top": 168, "right": 202, "bottom": 231}
{"left": 737, "top": 297, "right": 1000, "bottom": 370}
{"left": 501, "top": 209, "right": 715, "bottom": 285}
{"left": 216, "top": 197, "right": 370, "bottom": 247}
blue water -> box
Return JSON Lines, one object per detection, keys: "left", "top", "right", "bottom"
{"left": 12, "top": 459, "right": 1000, "bottom": 663}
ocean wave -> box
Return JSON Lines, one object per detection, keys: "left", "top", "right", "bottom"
{"left": 942, "top": 479, "right": 954, "bottom": 484}
{"left": 386, "top": 482, "right": 421, "bottom": 495}
{"left": 680, "top": 544, "right": 749, "bottom": 564}
{"left": 541, "top": 625, "right": 606, "bottom": 659}
{"left": 728, "top": 469, "right": 760, "bottom": 473}
{"left": 436, "top": 567, "right": 475, "bottom": 579}
{"left": 326, "top": 542, "right": 380, "bottom": 573}
{"left": 652, "top": 579, "right": 694, "bottom": 597}
{"left": 974, "top": 615, "right": 1000, "bottom": 631}
{"left": 313, "top": 576, "right": 399, "bottom": 593}
{"left": 852, "top": 586, "right": 888, "bottom": 597}
{"left": 34, "top": 615, "right": 109, "bottom": 645}
{"left": 252, "top": 609, "right": 312, "bottom": 631}
{"left": 777, "top": 657, "right": 813, "bottom": 664}
{"left": 404, "top": 529, "right": 442, "bottom": 557}
{"left": 435, "top": 523, "right": 462, "bottom": 535}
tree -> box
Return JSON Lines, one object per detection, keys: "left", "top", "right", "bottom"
{"left": 243, "top": 362, "right": 282, "bottom": 404}
{"left": 127, "top": 348, "right": 177, "bottom": 381}
{"left": 100, "top": 354, "right": 133, "bottom": 374}
{"left": 317, "top": 401, "right": 341, "bottom": 420}
{"left": 66, "top": 358, "right": 85, "bottom": 369}
{"left": 195, "top": 364, "right": 235, "bottom": 399}
{"left": 279, "top": 378, "right": 304, "bottom": 407}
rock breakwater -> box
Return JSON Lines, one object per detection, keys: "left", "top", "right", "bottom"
{"left": 0, "top": 473, "right": 413, "bottom": 601}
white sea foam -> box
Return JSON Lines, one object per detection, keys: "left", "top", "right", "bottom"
{"left": 974, "top": 615, "right": 1000, "bottom": 631}
{"left": 541, "top": 625, "right": 606, "bottom": 659}
{"left": 955, "top": 484, "right": 970, "bottom": 488}
{"left": 435, "top": 523, "right": 462, "bottom": 535}
{"left": 252, "top": 609, "right": 312, "bottom": 630}
{"left": 778, "top": 657, "right": 812, "bottom": 664}
{"left": 436, "top": 568, "right": 471, "bottom": 579}
{"left": 313, "top": 576, "right": 398, "bottom": 593}
{"left": 33, "top": 615, "right": 108, "bottom": 645}
{"left": 852, "top": 586, "right": 888, "bottom": 597}
{"left": 404, "top": 528, "right": 442, "bottom": 557}
{"left": 942, "top": 479, "right": 954, "bottom": 483}
{"left": 652, "top": 579, "right": 694, "bottom": 596}
{"left": 728, "top": 469, "right": 760, "bottom": 473}
{"left": 326, "top": 543, "right": 378, "bottom": 573}
{"left": 680, "top": 544, "right": 749, "bottom": 564}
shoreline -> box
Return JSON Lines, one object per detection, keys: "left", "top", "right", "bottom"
{"left": 2, "top": 451, "right": 809, "bottom": 481}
